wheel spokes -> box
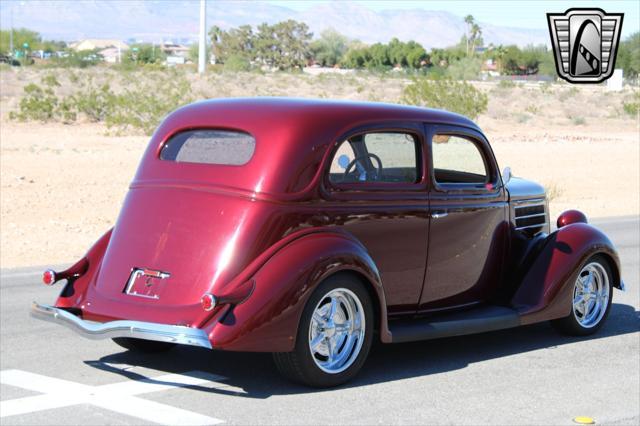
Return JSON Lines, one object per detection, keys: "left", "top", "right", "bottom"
{"left": 308, "top": 288, "right": 366, "bottom": 374}
{"left": 310, "top": 334, "right": 324, "bottom": 352}
{"left": 573, "top": 261, "right": 610, "bottom": 328}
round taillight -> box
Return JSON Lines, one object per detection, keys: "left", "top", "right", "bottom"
{"left": 42, "top": 269, "right": 56, "bottom": 286}
{"left": 201, "top": 293, "right": 216, "bottom": 311}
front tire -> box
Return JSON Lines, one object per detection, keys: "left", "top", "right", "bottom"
{"left": 551, "top": 255, "right": 613, "bottom": 336}
{"left": 273, "top": 274, "right": 374, "bottom": 387}
{"left": 112, "top": 338, "right": 176, "bottom": 353}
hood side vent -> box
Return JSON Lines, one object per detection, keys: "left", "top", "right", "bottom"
{"left": 514, "top": 199, "right": 547, "bottom": 234}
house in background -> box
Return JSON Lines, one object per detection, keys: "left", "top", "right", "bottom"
{"left": 70, "top": 39, "right": 129, "bottom": 52}
{"left": 161, "top": 43, "right": 190, "bottom": 65}
{"left": 70, "top": 39, "right": 129, "bottom": 63}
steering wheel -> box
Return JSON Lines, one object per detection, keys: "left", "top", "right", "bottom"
{"left": 343, "top": 153, "right": 383, "bottom": 182}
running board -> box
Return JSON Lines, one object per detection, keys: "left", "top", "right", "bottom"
{"left": 389, "top": 305, "right": 520, "bottom": 343}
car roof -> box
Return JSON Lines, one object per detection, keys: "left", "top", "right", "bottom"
{"left": 171, "top": 97, "right": 479, "bottom": 131}
{"left": 138, "top": 98, "right": 482, "bottom": 197}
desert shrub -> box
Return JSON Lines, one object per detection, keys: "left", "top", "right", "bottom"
{"left": 9, "top": 71, "right": 194, "bottom": 134}
{"left": 497, "top": 79, "right": 516, "bottom": 89}
{"left": 73, "top": 84, "right": 115, "bottom": 122}
{"left": 41, "top": 74, "right": 60, "bottom": 87}
{"left": 401, "top": 78, "right": 488, "bottom": 119}
{"left": 622, "top": 91, "right": 640, "bottom": 117}
{"left": 623, "top": 102, "right": 639, "bottom": 116}
{"left": 105, "top": 77, "right": 193, "bottom": 134}
{"left": 525, "top": 104, "right": 539, "bottom": 114}
{"left": 446, "top": 57, "right": 482, "bottom": 80}
{"left": 10, "top": 83, "right": 58, "bottom": 121}
{"left": 50, "top": 49, "right": 102, "bottom": 68}
{"left": 539, "top": 81, "right": 553, "bottom": 94}
{"left": 558, "top": 86, "right": 579, "bottom": 101}
{"left": 571, "top": 116, "right": 586, "bottom": 125}
{"left": 514, "top": 112, "right": 531, "bottom": 123}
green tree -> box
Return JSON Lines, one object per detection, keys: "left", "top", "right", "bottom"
{"left": 254, "top": 20, "right": 312, "bottom": 70}
{"left": 210, "top": 24, "right": 254, "bottom": 63}
{"left": 0, "top": 28, "right": 41, "bottom": 55}
{"left": 497, "top": 44, "right": 553, "bottom": 75}
{"left": 617, "top": 32, "right": 640, "bottom": 79}
{"left": 310, "top": 29, "right": 348, "bottom": 67}
{"left": 464, "top": 15, "right": 474, "bottom": 56}
{"left": 341, "top": 42, "right": 371, "bottom": 68}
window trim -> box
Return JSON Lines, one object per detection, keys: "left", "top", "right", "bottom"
{"left": 426, "top": 124, "right": 501, "bottom": 194}
{"left": 323, "top": 123, "right": 427, "bottom": 193}
{"left": 157, "top": 127, "right": 256, "bottom": 167}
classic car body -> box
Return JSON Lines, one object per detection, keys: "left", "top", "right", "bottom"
{"left": 33, "top": 98, "right": 624, "bottom": 386}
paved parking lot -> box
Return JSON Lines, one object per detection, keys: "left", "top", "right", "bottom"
{"left": 1, "top": 217, "right": 638, "bottom": 425}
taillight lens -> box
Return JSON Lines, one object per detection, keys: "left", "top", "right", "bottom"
{"left": 201, "top": 293, "right": 216, "bottom": 311}
{"left": 42, "top": 269, "right": 56, "bottom": 286}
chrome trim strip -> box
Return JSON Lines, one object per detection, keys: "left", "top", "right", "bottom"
{"left": 30, "top": 302, "right": 212, "bottom": 349}
{"left": 514, "top": 198, "right": 546, "bottom": 207}
{"left": 515, "top": 212, "right": 547, "bottom": 220}
{"left": 516, "top": 223, "right": 548, "bottom": 231}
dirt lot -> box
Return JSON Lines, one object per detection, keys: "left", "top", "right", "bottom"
{"left": 1, "top": 68, "right": 638, "bottom": 268}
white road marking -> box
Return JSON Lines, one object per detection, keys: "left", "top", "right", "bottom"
{"left": 0, "top": 271, "right": 41, "bottom": 279}
{"left": 0, "top": 369, "right": 227, "bottom": 425}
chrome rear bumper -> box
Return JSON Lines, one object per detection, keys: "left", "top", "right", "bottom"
{"left": 31, "top": 302, "right": 212, "bottom": 349}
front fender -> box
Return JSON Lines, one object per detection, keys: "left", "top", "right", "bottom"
{"left": 208, "top": 231, "right": 389, "bottom": 352}
{"left": 512, "top": 222, "right": 621, "bottom": 325}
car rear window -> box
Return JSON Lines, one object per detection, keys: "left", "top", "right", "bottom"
{"left": 160, "top": 130, "right": 255, "bottom": 165}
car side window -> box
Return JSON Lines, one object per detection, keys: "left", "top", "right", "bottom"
{"left": 329, "top": 132, "right": 419, "bottom": 184}
{"left": 432, "top": 134, "right": 488, "bottom": 185}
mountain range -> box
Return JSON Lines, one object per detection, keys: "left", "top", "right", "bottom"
{"left": 0, "top": 0, "right": 550, "bottom": 48}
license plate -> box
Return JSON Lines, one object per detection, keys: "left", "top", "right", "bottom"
{"left": 124, "top": 268, "right": 170, "bottom": 300}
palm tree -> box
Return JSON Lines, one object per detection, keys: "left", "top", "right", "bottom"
{"left": 464, "top": 15, "right": 475, "bottom": 56}
{"left": 470, "top": 24, "right": 482, "bottom": 55}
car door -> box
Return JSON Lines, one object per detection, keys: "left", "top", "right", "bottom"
{"left": 322, "top": 123, "right": 429, "bottom": 316}
{"left": 420, "top": 124, "right": 508, "bottom": 311}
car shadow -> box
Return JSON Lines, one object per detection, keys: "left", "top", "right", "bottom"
{"left": 85, "top": 302, "right": 639, "bottom": 398}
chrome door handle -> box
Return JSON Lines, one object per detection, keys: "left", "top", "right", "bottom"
{"left": 431, "top": 211, "right": 448, "bottom": 219}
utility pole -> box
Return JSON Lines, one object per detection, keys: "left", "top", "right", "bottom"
{"left": 9, "top": 6, "right": 14, "bottom": 55}
{"left": 198, "top": 0, "right": 206, "bottom": 74}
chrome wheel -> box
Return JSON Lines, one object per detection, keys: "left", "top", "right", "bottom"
{"left": 572, "top": 262, "right": 610, "bottom": 328}
{"left": 308, "top": 288, "right": 365, "bottom": 374}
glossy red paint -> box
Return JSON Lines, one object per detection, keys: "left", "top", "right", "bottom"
{"left": 557, "top": 209, "right": 588, "bottom": 228}
{"left": 41, "top": 98, "right": 621, "bottom": 352}
{"left": 513, "top": 221, "right": 621, "bottom": 325}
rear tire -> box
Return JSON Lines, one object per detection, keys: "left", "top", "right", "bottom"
{"left": 112, "top": 338, "right": 176, "bottom": 353}
{"left": 551, "top": 255, "right": 613, "bottom": 336}
{"left": 273, "top": 274, "right": 373, "bottom": 387}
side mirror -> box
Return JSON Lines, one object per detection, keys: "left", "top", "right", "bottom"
{"left": 502, "top": 167, "right": 512, "bottom": 185}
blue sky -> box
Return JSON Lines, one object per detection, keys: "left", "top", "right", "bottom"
{"left": 268, "top": 0, "right": 639, "bottom": 38}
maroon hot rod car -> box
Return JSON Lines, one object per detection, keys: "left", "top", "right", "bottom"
{"left": 33, "top": 98, "right": 624, "bottom": 387}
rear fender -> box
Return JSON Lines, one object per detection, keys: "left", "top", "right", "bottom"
{"left": 208, "top": 231, "right": 389, "bottom": 352}
{"left": 512, "top": 222, "right": 620, "bottom": 325}
{"left": 55, "top": 228, "right": 113, "bottom": 309}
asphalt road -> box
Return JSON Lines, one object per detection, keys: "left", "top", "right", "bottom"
{"left": 1, "top": 217, "right": 638, "bottom": 425}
